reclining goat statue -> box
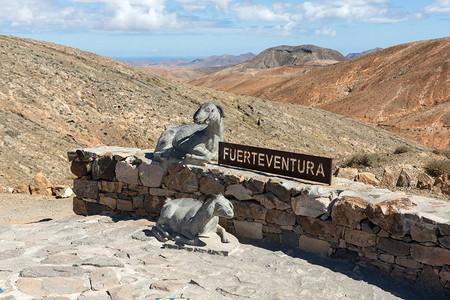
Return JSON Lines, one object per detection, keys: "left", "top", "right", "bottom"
{"left": 154, "top": 102, "right": 225, "bottom": 163}
{"left": 152, "top": 193, "right": 234, "bottom": 245}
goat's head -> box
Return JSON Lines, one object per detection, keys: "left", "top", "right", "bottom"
{"left": 193, "top": 102, "right": 225, "bottom": 125}
{"left": 210, "top": 193, "right": 234, "bottom": 219}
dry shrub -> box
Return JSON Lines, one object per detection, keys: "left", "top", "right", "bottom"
{"left": 342, "top": 153, "right": 386, "bottom": 168}
{"left": 425, "top": 159, "right": 450, "bottom": 177}
{"left": 394, "top": 146, "right": 410, "bottom": 154}
{"left": 432, "top": 149, "right": 450, "bottom": 159}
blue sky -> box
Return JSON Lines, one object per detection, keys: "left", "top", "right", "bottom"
{"left": 0, "top": 0, "right": 449, "bottom": 59}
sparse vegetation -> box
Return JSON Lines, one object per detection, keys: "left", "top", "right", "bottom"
{"left": 432, "top": 149, "right": 450, "bottom": 159}
{"left": 342, "top": 153, "right": 386, "bottom": 168}
{"left": 394, "top": 145, "right": 410, "bottom": 154}
{"left": 425, "top": 159, "right": 450, "bottom": 177}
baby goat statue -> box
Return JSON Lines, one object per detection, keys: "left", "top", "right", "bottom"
{"left": 152, "top": 193, "right": 234, "bottom": 246}
{"left": 154, "top": 102, "right": 225, "bottom": 163}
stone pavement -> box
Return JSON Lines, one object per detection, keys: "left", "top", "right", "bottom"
{"left": 0, "top": 215, "right": 446, "bottom": 300}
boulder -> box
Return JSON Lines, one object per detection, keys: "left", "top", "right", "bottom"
{"left": 29, "top": 173, "right": 53, "bottom": 196}
{"left": 266, "top": 179, "right": 291, "bottom": 202}
{"left": 234, "top": 220, "right": 262, "bottom": 239}
{"left": 51, "top": 186, "right": 73, "bottom": 198}
{"left": 13, "top": 182, "right": 30, "bottom": 194}
{"left": 380, "top": 167, "right": 395, "bottom": 188}
{"left": 225, "top": 184, "right": 253, "bottom": 200}
{"left": 396, "top": 168, "right": 412, "bottom": 187}
{"left": 355, "top": 172, "right": 379, "bottom": 186}
{"left": 232, "top": 200, "right": 267, "bottom": 220}
{"left": 334, "top": 167, "right": 358, "bottom": 180}
{"left": 115, "top": 161, "right": 140, "bottom": 185}
{"left": 331, "top": 196, "right": 369, "bottom": 229}
{"left": 71, "top": 160, "right": 92, "bottom": 178}
{"left": 253, "top": 193, "right": 290, "bottom": 210}
{"left": 244, "top": 177, "right": 267, "bottom": 194}
{"left": 411, "top": 244, "right": 450, "bottom": 266}
{"left": 298, "top": 235, "right": 330, "bottom": 256}
{"left": 292, "top": 194, "right": 331, "bottom": 218}
{"left": 410, "top": 223, "right": 439, "bottom": 243}
{"left": 433, "top": 174, "right": 450, "bottom": 195}
{"left": 163, "top": 166, "right": 198, "bottom": 193}
{"left": 199, "top": 176, "right": 225, "bottom": 195}
{"left": 266, "top": 209, "right": 296, "bottom": 226}
{"left": 92, "top": 155, "right": 116, "bottom": 181}
{"left": 139, "top": 163, "right": 167, "bottom": 188}
{"left": 416, "top": 171, "right": 434, "bottom": 190}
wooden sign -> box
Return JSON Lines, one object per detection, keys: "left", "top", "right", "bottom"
{"left": 218, "top": 142, "right": 332, "bottom": 185}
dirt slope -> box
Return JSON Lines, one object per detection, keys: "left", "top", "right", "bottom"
{"left": 190, "top": 37, "right": 450, "bottom": 149}
{"left": 0, "top": 35, "right": 435, "bottom": 190}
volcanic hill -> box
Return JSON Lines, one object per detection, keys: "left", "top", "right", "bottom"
{"left": 189, "top": 37, "right": 450, "bottom": 149}
{"left": 0, "top": 35, "right": 440, "bottom": 191}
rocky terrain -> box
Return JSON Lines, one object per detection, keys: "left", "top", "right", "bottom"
{"left": 0, "top": 35, "right": 447, "bottom": 200}
{"left": 346, "top": 47, "right": 383, "bottom": 59}
{"left": 189, "top": 37, "right": 450, "bottom": 149}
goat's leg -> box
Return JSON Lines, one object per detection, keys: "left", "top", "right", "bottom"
{"left": 216, "top": 224, "right": 230, "bottom": 243}
{"left": 153, "top": 223, "right": 171, "bottom": 242}
{"left": 184, "top": 145, "right": 214, "bottom": 162}
{"left": 177, "top": 228, "right": 198, "bottom": 245}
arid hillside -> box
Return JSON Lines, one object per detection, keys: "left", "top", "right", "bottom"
{"left": 0, "top": 35, "right": 441, "bottom": 193}
{"left": 190, "top": 37, "right": 450, "bottom": 149}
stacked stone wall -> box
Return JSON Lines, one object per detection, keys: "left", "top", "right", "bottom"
{"left": 69, "top": 146, "right": 450, "bottom": 296}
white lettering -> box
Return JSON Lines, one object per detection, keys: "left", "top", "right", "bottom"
{"left": 316, "top": 163, "right": 325, "bottom": 177}
{"left": 306, "top": 161, "right": 314, "bottom": 175}
{"left": 298, "top": 160, "right": 305, "bottom": 173}
{"left": 258, "top": 153, "right": 265, "bottom": 166}
{"left": 274, "top": 156, "right": 281, "bottom": 169}
{"left": 244, "top": 151, "right": 251, "bottom": 164}
{"left": 266, "top": 154, "right": 273, "bottom": 167}
{"left": 282, "top": 157, "right": 289, "bottom": 171}
{"left": 237, "top": 149, "right": 243, "bottom": 163}
{"left": 223, "top": 147, "right": 229, "bottom": 160}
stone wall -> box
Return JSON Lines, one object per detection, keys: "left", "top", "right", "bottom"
{"left": 68, "top": 146, "right": 450, "bottom": 296}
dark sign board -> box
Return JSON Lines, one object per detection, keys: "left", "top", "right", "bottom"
{"left": 218, "top": 142, "right": 332, "bottom": 185}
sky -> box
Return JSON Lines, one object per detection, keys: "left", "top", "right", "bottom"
{"left": 0, "top": 0, "right": 449, "bottom": 59}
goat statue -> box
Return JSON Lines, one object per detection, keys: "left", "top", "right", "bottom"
{"left": 152, "top": 193, "right": 234, "bottom": 245}
{"left": 154, "top": 102, "right": 225, "bottom": 163}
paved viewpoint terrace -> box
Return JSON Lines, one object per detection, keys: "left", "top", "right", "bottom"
{"left": 0, "top": 214, "right": 446, "bottom": 299}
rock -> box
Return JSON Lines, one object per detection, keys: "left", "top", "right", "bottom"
{"left": 377, "top": 237, "right": 410, "bottom": 255}
{"left": 266, "top": 179, "right": 291, "bottom": 202}
{"left": 199, "top": 176, "right": 225, "bottom": 195}
{"left": 298, "top": 235, "right": 330, "bottom": 256}
{"left": 20, "top": 266, "right": 86, "bottom": 278}
{"left": 416, "top": 171, "right": 434, "bottom": 190}
{"left": 138, "top": 162, "right": 167, "bottom": 188}
{"left": 434, "top": 174, "right": 450, "bottom": 195}
{"left": 416, "top": 265, "right": 445, "bottom": 295}
{"left": 396, "top": 168, "right": 412, "bottom": 187}
{"left": 73, "top": 179, "right": 99, "bottom": 199}
{"left": 253, "top": 193, "right": 290, "bottom": 210}
{"left": 81, "top": 256, "right": 124, "bottom": 268}
{"left": 344, "top": 229, "right": 377, "bottom": 247}
{"left": 334, "top": 167, "right": 358, "bottom": 180}
{"left": 73, "top": 197, "right": 87, "bottom": 215}
{"left": 439, "top": 236, "right": 450, "bottom": 249}
{"left": 16, "top": 277, "right": 90, "bottom": 296}
{"left": 282, "top": 230, "right": 298, "bottom": 247}
{"left": 117, "top": 199, "right": 133, "bottom": 211}
{"left": 99, "top": 181, "right": 123, "bottom": 193}
{"left": 143, "top": 195, "right": 165, "bottom": 214}
{"left": 12, "top": 182, "right": 30, "bottom": 194}
{"left": 365, "top": 201, "right": 414, "bottom": 236}
{"left": 395, "top": 256, "right": 421, "bottom": 269}
{"left": 90, "top": 268, "right": 119, "bottom": 291}
{"left": 380, "top": 167, "right": 395, "bottom": 188}
{"left": 163, "top": 166, "right": 198, "bottom": 193}
{"left": 29, "top": 172, "right": 52, "bottom": 196}
{"left": 225, "top": 184, "right": 253, "bottom": 200}
{"left": 355, "top": 172, "right": 379, "bottom": 186}
{"left": 291, "top": 193, "right": 331, "bottom": 218}
{"left": 232, "top": 200, "right": 267, "bottom": 220}
{"left": 233, "top": 220, "right": 263, "bottom": 239}
{"left": 331, "top": 196, "right": 369, "bottom": 229}
{"left": 115, "top": 161, "right": 140, "bottom": 185}
{"left": 244, "top": 177, "right": 267, "bottom": 194}
{"left": 410, "top": 223, "right": 439, "bottom": 243}
{"left": 297, "top": 216, "right": 344, "bottom": 241}
{"left": 92, "top": 155, "right": 116, "bottom": 181}
{"left": 51, "top": 186, "right": 73, "bottom": 198}
{"left": 99, "top": 195, "right": 117, "bottom": 210}
{"left": 71, "top": 160, "right": 92, "bottom": 178}
{"left": 411, "top": 244, "right": 450, "bottom": 266}
{"left": 266, "top": 209, "right": 296, "bottom": 226}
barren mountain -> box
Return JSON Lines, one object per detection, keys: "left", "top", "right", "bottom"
{"left": 190, "top": 37, "right": 450, "bottom": 149}
{"left": 126, "top": 53, "right": 255, "bottom": 69}
{"left": 346, "top": 47, "right": 383, "bottom": 59}
{"left": 0, "top": 35, "right": 443, "bottom": 195}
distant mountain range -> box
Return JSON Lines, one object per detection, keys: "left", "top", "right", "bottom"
{"left": 189, "top": 38, "right": 449, "bottom": 149}
{"left": 125, "top": 53, "right": 255, "bottom": 69}
{"left": 346, "top": 47, "right": 383, "bottom": 59}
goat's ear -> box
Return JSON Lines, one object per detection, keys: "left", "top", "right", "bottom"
{"left": 214, "top": 103, "right": 225, "bottom": 118}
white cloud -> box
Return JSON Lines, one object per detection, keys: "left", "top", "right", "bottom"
{"left": 314, "top": 26, "right": 336, "bottom": 36}
{"left": 232, "top": 2, "right": 291, "bottom": 22}
{"left": 176, "top": 0, "right": 234, "bottom": 13}
{"left": 424, "top": 0, "right": 450, "bottom": 13}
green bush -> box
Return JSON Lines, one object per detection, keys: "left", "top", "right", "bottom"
{"left": 342, "top": 153, "right": 386, "bottom": 168}
{"left": 394, "top": 146, "right": 410, "bottom": 154}
{"left": 425, "top": 159, "right": 450, "bottom": 177}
